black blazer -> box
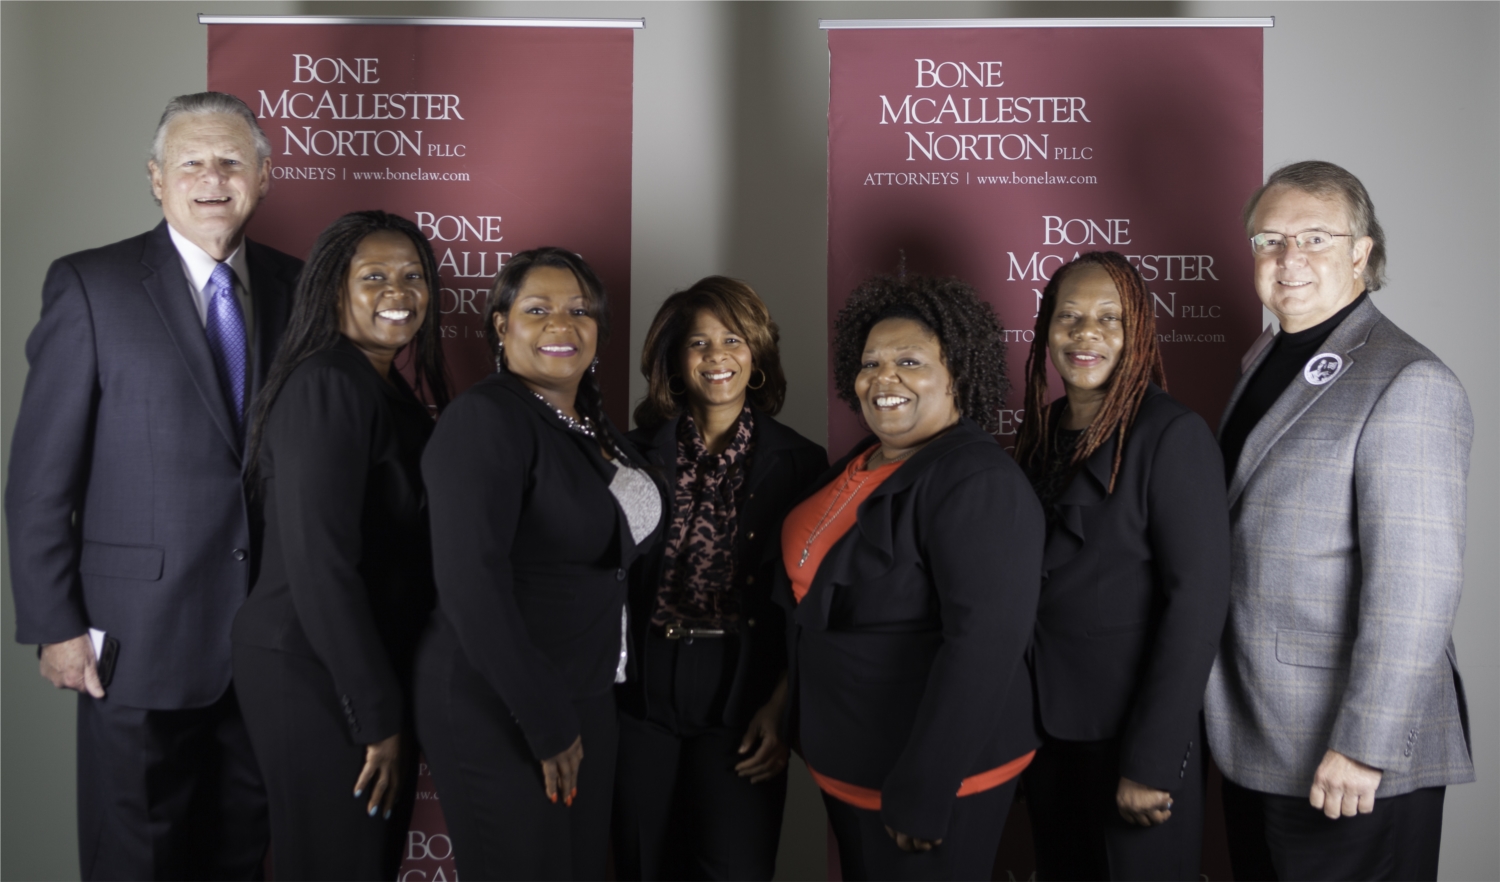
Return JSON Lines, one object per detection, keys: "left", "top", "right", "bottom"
{"left": 777, "top": 418, "right": 1044, "bottom": 841}
{"left": 1029, "top": 386, "right": 1230, "bottom": 791}
{"left": 419, "top": 372, "right": 667, "bottom": 761}
{"left": 231, "top": 338, "right": 436, "bottom": 744}
{"left": 6, "top": 221, "right": 299, "bottom": 709}
{"left": 620, "top": 411, "right": 827, "bottom": 728}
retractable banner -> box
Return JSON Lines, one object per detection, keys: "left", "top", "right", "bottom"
{"left": 825, "top": 21, "right": 1266, "bottom": 457}
{"left": 207, "top": 19, "right": 636, "bottom": 880}
{"left": 207, "top": 18, "right": 637, "bottom": 423}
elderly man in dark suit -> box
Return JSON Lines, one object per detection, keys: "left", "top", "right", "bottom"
{"left": 6, "top": 92, "right": 301, "bottom": 880}
{"left": 1208, "top": 160, "right": 1473, "bottom": 881}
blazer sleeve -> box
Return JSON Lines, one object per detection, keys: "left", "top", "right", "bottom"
{"left": 267, "top": 364, "right": 403, "bottom": 744}
{"left": 880, "top": 463, "right": 1045, "bottom": 841}
{"left": 1331, "top": 360, "right": 1472, "bottom": 772}
{"left": 422, "top": 392, "right": 581, "bottom": 761}
{"left": 6, "top": 258, "right": 99, "bottom": 644}
{"left": 1118, "top": 411, "right": 1231, "bottom": 791}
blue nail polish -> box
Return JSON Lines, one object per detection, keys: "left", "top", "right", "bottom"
{"left": 384, "top": 808, "right": 393, "bottom": 820}
{"left": 368, "top": 805, "right": 377, "bottom": 817}
{"left": 354, "top": 789, "right": 363, "bottom": 798}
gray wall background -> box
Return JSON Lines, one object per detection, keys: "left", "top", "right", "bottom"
{"left": 3, "top": 2, "right": 1494, "bottom": 879}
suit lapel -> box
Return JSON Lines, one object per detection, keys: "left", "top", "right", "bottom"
{"left": 1042, "top": 431, "right": 1114, "bottom": 575}
{"left": 1226, "top": 299, "right": 1381, "bottom": 507}
{"left": 139, "top": 222, "right": 241, "bottom": 454}
{"left": 798, "top": 420, "right": 987, "bottom": 628}
{"left": 245, "top": 239, "right": 294, "bottom": 394}
{"left": 1218, "top": 330, "right": 1276, "bottom": 436}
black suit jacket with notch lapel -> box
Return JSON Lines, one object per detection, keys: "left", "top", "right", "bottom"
{"left": 420, "top": 371, "right": 668, "bottom": 761}
{"left": 776, "top": 417, "right": 1045, "bottom": 842}
{"left": 620, "top": 410, "right": 828, "bottom": 728}
{"left": 6, "top": 221, "right": 299, "bottom": 709}
{"left": 231, "top": 337, "right": 436, "bottom": 744}
{"left": 1029, "top": 385, "right": 1231, "bottom": 792}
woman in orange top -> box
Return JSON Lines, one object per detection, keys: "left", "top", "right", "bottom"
{"left": 778, "top": 274, "right": 1045, "bottom": 880}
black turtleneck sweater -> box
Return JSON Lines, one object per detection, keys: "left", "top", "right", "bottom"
{"left": 1219, "top": 293, "right": 1367, "bottom": 484}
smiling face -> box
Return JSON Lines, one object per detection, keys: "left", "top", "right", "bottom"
{"left": 339, "top": 230, "right": 429, "bottom": 376}
{"left": 494, "top": 264, "right": 599, "bottom": 400}
{"left": 854, "top": 317, "right": 960, "bottom": 454}
{"left": 148, "top": 112, "right": 270, "bottom": 260}
{"left": 1251, "top": 185, "right": 1373, "bottom": 333}
{"left": 678, "top": 309, "right": 754, "bottom": 413}
{"left": 1049, "top": 265, "right": 1126, "bottom": 407}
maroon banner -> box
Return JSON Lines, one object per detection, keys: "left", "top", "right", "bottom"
{"left": 208, "top": 20, "right": 635, "bottom": 423}
{"left": 826, "top": 22, "right": 1263, "bottom": 880}
{"left": 209, "top": 21, "right": 636, "bottom": 880}
{"left": 827, "top": 23, "right": 1264, "bottom": 458}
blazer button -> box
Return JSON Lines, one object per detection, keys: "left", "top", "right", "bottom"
{"left": 232, "top": 548, "right": 248, "bottom": 561}
{"left": 747, "top": 531, "right": 756, "bottom": 540}
{"left": 745, "top": 575, "right": 756, "bottom": 585}
{"left": 616, "top": 568, "right": 626, "bottom": 581}
{"left": 747, "top": 618, "right": 757, "bottom": 627}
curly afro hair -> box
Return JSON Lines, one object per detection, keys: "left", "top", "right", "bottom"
{"left": 831, "top": 274, "right": 1008, "bottom": 433}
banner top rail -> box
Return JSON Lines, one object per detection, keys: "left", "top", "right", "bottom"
{"left": 819, "top": 17, "right": 1273, "bottom": 29}
{"left": 198, "top": 14, "right": 645, "bottom": 29}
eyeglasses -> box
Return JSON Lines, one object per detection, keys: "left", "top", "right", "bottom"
{"left": 1249, "top": 230, "right": 1353, "bottom": 256}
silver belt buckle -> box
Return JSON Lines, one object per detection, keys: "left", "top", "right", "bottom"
{"left": 664, "top": 623, "right": 726, "bottom": 643}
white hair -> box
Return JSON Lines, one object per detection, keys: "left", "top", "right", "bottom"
{"left": 150, "top": 92, "right": 271, "bottom": 165}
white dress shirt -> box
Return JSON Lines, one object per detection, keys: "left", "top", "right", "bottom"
{"left": 166, "top": 225, "right": 256, "bottom": 371}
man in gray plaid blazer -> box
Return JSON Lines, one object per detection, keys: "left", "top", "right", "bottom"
{"left": 1206, "top": 161, "right": 1473, "bottom": 881}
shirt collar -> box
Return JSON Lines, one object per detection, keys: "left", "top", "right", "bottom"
{"left": 166, "top": 223, "right": 251, "bottom": 295}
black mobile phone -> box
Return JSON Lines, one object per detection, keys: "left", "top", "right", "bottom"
{"left": 97, "top": 635, "right": 120, "bottom": 688}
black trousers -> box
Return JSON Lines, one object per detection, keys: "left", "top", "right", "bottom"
{"left": 233, "top": 643, "right": 416, "bottom": 882}
{"left": 415, "top": 639, "right": 619, "bottom": 881}
{"left": 1024, "top": 734, "right": 1204, "bottom": 881}
{"left": 1221, "top": 776, "right": 1446, "bottom": 881}
{"left": 823, "top": 776, "right": 1019, "bottom": 882}
{"left": 75, "top": 685, "right": 267, "bottom": 881}
{"left": 613, "top": 634, "right": 787, "bottom": 881}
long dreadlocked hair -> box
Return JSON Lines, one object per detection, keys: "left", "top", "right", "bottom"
{"left": 245, "top": 210, "right": 450, "bottom": 495}
{"left": 1013, "top": 251, "right": 1166, "bottom": 493}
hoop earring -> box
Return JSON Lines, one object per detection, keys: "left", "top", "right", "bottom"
{"left": 494, "top": 341, "right": 505, "bottom": 373}
{"left": 668, "top": 374, "right": 686, "bottom": 396}
{"left": 746, "top": 369, "right": 767, "bottom": 391}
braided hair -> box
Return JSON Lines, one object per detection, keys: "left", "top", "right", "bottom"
{"left": 245, "top": 210, "right": 450, "bottom": 493}
{"left": 1013, "top": 251, "right": 1165, "bottom": 493}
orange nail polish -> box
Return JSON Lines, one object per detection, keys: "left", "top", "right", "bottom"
{"left": 549, "top": 792, "right": 557, "bottom": 804}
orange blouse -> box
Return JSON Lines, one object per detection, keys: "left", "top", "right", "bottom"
{"left": 782, "top": 445, "right": 1035, "bottom": 809}
{"left": 781, "top": 447, "right": 900, "bottom": 604}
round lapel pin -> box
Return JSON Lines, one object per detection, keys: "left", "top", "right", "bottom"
{"left": 1303, "top": 352, "right": 1343, "bottom": 386}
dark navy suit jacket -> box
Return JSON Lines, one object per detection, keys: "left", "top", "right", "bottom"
{"left": 6, "top": 220, "right": 300, "bottom": 709}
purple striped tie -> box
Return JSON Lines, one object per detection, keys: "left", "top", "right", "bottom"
{"left": 205, "top": 262, "right": 248, "bottom": 434}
